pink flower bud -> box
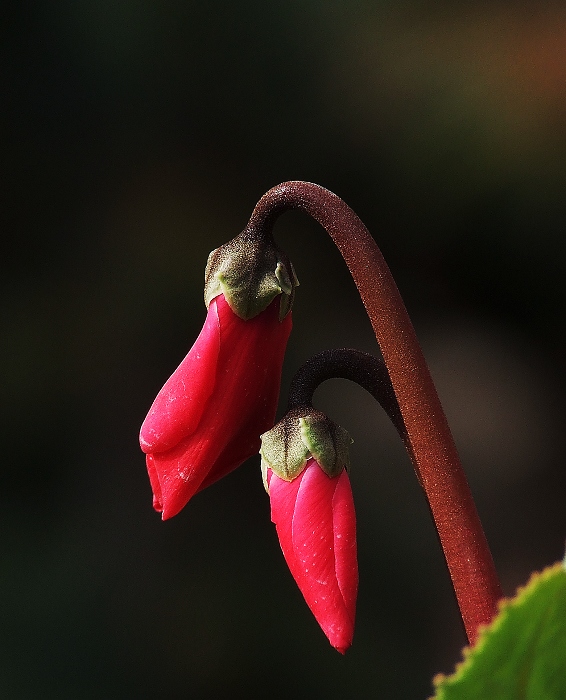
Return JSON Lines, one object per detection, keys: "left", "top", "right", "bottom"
{"left": 268, "top": 458, "right": 358, "bottom": 653}
{"left": 140, "top": 293, "right": 292, "bottom": 520}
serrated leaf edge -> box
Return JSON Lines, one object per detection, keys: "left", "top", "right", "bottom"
{"left": 430, "top": 562, "right": 566, "bottom": 699}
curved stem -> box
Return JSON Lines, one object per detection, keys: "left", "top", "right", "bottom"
{"left": 286, "top": 348, "right": 405, "bottom": 437}
{"left": 246, "top": 181, "right": 502, "bottom": 644}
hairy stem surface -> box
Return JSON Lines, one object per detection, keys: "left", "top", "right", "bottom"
{"left": 247, "top": 181, "right": 502, "bottom": 643}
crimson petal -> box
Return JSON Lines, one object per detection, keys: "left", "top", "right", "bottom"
{"left": 270, "top": 459, "right": 358, "bottom": 653}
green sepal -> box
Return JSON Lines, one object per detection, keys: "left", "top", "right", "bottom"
{"left": 260, "top": 407, "right": 352, "bottom": 492}
{"left": 300, "top": 414, "right": 352, "bottom": 478}
{"left": 260, "top": 407, "right": 311, "bottom": 489}
{"left": 204, "top": 232, "right": 298, "bottom": 320}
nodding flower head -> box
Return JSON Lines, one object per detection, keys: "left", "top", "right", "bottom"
{"left": 140, "top": 231, "right": 297, "bottom": 520}
{"left": 261, "top": 409, "right": 358, "bottom": 653}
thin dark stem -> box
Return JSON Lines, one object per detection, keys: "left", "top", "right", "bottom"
{"left": 287, "top": 348, "right": 405, "bottom": 438}
{"left": 246, "top": 181, "right": 502, "bottom": 644}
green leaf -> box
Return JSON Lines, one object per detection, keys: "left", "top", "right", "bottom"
{"left": 432, "top": 560, "right": 566, "bottom": 700}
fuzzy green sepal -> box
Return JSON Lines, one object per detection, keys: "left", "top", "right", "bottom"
{"left": 204, "top": 233, "right": 298, "bottom": 320}
{"left": 260, "top": 407, "right": 311, "bottom": 490}
{"left": 260, "top": 408, "right": 352, "bottom": 492}
{"left": 300, "top": 414, "right": 352, "bottom": 477}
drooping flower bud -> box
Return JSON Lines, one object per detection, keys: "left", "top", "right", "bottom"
{"left": 140, "top": 231, "right": 298, "bottom": 520}
{"left": 260, "top": 409, "right": 357, "bottom": 653}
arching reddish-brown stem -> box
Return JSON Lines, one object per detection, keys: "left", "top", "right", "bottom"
{"left": 246, "top": 180, "right": 502, "bottom": 644}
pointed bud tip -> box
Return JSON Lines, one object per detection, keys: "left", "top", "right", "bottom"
{"left": 159, "top": 506, "right": 175, "bottom": 521}
{"left": 327, "top": 621, "right": 354, "bottom": 655}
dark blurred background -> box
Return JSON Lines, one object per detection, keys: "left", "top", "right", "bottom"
{"left": 2, "top": 1, "right": 566, "bottom": 697}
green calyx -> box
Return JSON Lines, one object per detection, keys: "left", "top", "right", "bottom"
{"left": 204, "top": 232, "right": 299, "bottom": 320}
{"left": 260, "top": 408, "right": 352, "bottom": 492}
{"left": 300, "top": 414, "right": 352, "bottom": 476}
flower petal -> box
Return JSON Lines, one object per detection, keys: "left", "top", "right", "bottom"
{"left": 145, "top": 454, "right": 163, "bottom": 512}
{"left": 332, "top": 471, "right": 358, "bottom": 623}
{"left": 139, "top": 300, "right": 221, "bottom": 454}
{"left": 146, "top": 295, "right": 292, "bottom": 519}
{"left": 270, "top": 459, "right": 358, "bottom": 653}
{"left": 196, "top": 325, "right": 290, "bottom": 493}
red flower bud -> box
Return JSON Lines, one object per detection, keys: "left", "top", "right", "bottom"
{"left": 267, "top": 458, "right": 358, "bottom": 654}
{"left": 140, "top": 293, "right": 292, "bottom": 519}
